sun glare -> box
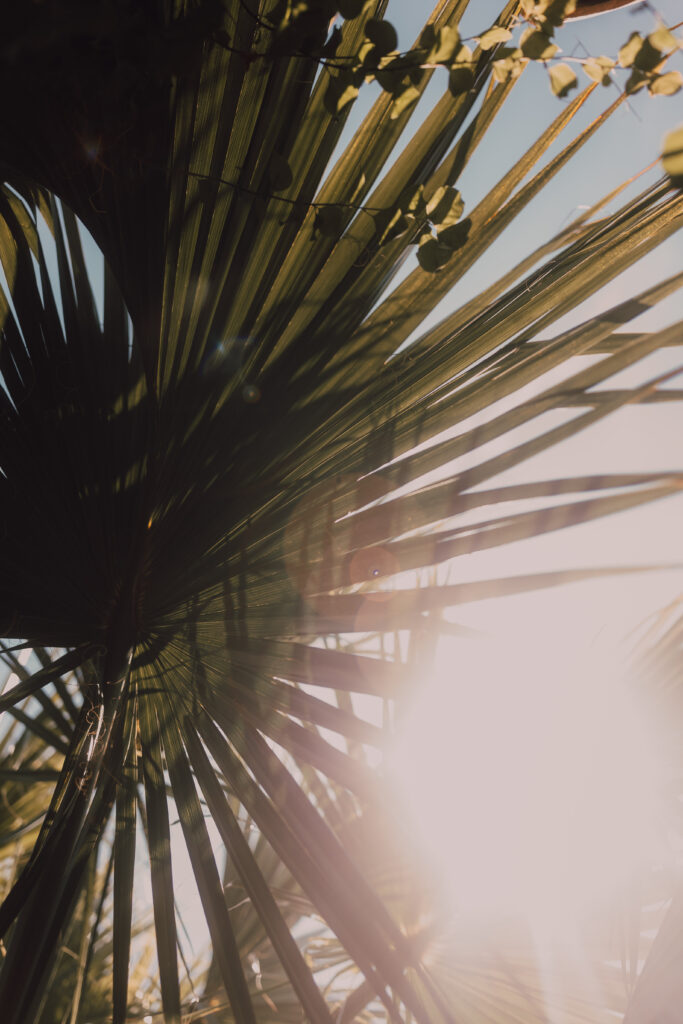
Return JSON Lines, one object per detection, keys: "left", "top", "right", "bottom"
{"left": 388, "top": 627, "right": 666, "bottom": 931}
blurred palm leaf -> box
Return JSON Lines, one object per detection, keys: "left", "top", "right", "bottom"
{"left": 0, "top": 1, "right": 682, "bottom": 1022}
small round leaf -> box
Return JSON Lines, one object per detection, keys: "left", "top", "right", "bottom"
{"left": 449, "top": 66, "right": 474, "bottom": 93}
{"left": 549, "top": 62, "right": 578, "bottom": 97}
{"left": 478, "top": 25, "right": 513, "bottom": 51}
{"left": 618, "top": 32, "right": 643, "bottom": 68}
{"left": 426, "top": 186, "right": 463, "bottom": 228}
{"left": 427, "top": 25, "right": 460, "bottom": 64}
{"left": 417, "top": 232, "right": 451, "bottom": 272}
{"left": 315, "top": 205, "right": 346, "bottom": 237}
{"left": 520, "top": 28, "right": 559, "bottom": 61}
{"left": 365, "top": 18, "right": 398, "bottom": 56}
{"left": 268, "top": 153, "right": 293, "bottom": 192}
{"left": 436, "top": 219, "right": 470, "bottom": 250}
{"left": 337, "top": 0, "right": 365, "bottom": 18}
{"left": 582, "top": 56, "right": 614, "bottom": 86}
{"left": 649, "top": 71, "right": 683, "bottom": 96}
{"left": 662, "top": 125, "right": 683, "bottom": 186}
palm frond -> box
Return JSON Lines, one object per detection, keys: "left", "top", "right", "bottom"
{"left": 0, "top": 1, "right": 682, "bottom": 1021}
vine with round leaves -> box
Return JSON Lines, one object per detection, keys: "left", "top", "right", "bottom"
{"left": 196, "top": 0, "right": 682, "bottom": 271}
{"left": 317, "top": 2, "right": 683, "bottom": 113}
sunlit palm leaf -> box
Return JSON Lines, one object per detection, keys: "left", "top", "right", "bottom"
{"left": 0, "top": 1, "right": 682, "bottom": 1022}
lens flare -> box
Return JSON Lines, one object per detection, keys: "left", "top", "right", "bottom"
{"left": 387, "top": 630, "right": 666, "bottom": 930}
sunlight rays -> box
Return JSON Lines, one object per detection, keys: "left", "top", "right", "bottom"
{"left": 388, "top": 625, "right": 667, "bottom": 930}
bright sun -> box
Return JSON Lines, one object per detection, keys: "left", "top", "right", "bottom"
{"left": 388, "top": 628, "right": 666, "bottom": 930}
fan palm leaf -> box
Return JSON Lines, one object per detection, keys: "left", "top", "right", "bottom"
{"left": 0, "top": 1, "right": 682, "bottom": 1021}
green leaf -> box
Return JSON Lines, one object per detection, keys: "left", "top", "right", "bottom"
{"left": 436, "top": 217, "right": 470, "bottom": 249}
{"left": 390, "top": 83, "right": 421, "bottom": 120}
{"left": 582, "top": 56, "right": 615, "bottom": 85}
{"left": 337, "top": 0, "right": 365, "bottom": 18}
{"left": 377, "top": 209, "right": 411, "bottom": 245}
{"left": 549, "top": 62, "right": 578, "bottom": 97}
{"left": 364, "top": 18, "right": 397, "bottom": 56}
{"left": 314, "top": 205, "right": 347, "bottom": 237}
{"left": 478, "top": 25, "right": 513, "bottom": 51}
{"left": 647, "top": 26, "right": 679, "bottom": 54}
{"left": 626, "top": 68, "right": 649, "bottom": 94}
{"left": 417, "top": 232, "right": 452, "bottom": 271}
{"left": 492, "top": 49, "right": 527, "bottom": 83}
{"left": 448, "top": 61, "right": 475, "bottom": 94}
{"left": 618, "top": 32, "right": 644, "bottom": 68}
{"left": 525, "top": 0, "right": 578, "bottom": 30}
{"left": 268, "top": 153, "right": 293, "bottom": 192}
{"left": 635, "top": 35, "right": 667, "bottom": 72}
{"left": 404, "top": 183, "right": 426, "bottom": 216}
{"left": 320, "top": 24, "right": 343, "bottom": 58}
{"left": 425, "top": 185, "right": 462, "bottom": 225}
{"left": 427, "top": 25, "right": 461, "bottom": 65}
{"left": 375, "top": 64, "right": 404, "bottom": 94}
{"left": 520, "top": 28, "right": 559, "bottom": 61}
{"left": 324, "top": 70, "right": 361, "bottom": 114}
{"left": 662, "top": 125, "right": 683, "bottom": 185}
{"left": 649, "top": 70, "right": 683, "bottom": 95}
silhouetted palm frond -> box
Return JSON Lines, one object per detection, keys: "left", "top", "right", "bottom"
{"left": 0, "top": 2, "right": 682, "bottom": 1022}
